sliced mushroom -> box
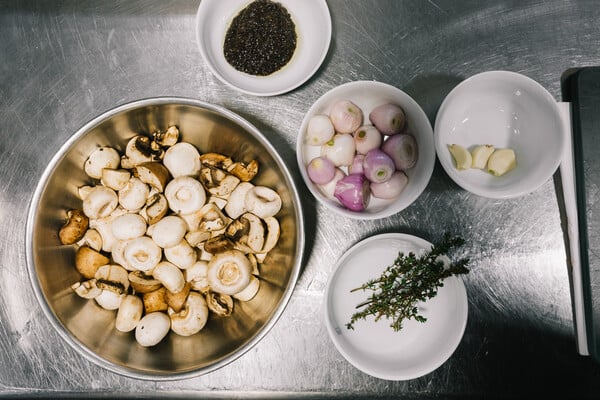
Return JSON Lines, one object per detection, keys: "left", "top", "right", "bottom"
{"left": 123, "top": 135, "right": 163, "bottom": 168}
{"left": 165, "top": 282, "right": 191, "bottom": 313}
{"left": 164, "top": 176, "right": 206, "bottom": 215}
{"left": 205, "top": 291, "right": 234, "bottom": 317}
{"left": 135, "top": 312, "right": 171, "bottom": 347}
{"left": 143, "top": 193, "right": 169, "bottom": 225}
{"left": 244, "top": 186, "right": 282, "bottom": 219}
{"left": 152, "top": 261, "right": 186, "bottom": 294}
{"left": 169, "top": 291, "right": 209, "bottom": 336}
{"left": 118, "top": 176, "right": 149, "bottom": 212}
{"left": 233, "top": 275, "right": 260, "bottom": 302}
{"left": 111, "top": 239, "right": 133, "bottom": 271}
{"left": 208, "top": 195, "right": 228, "bottom": 210}
{"left": 261, "top": 216, "right": 280, "bottom": 253}
{"left": 207, "top": 249, "right": 252, "bottom": 295}
{"left": 82, "top": 186, "right": 118, "bottom": 219}
{"left": 77, "top": 185, "right": 94, "bottom": 201}
{"left": 59, "top": 209, "right": 89, "bottom": 245}
{"left": 76, "top": 229, "right": 103, "bottom": 252}
{"left": 101, "top": 168, "right": 131, "bottom": 191}
{"left": 224, "top": 182, "right": 254, "bottom": 219}
{"left": 199, "top": 166, "right": 240, "bottom": 197}
{"left": 181, "top": 203, "right": 231, "bottom": 233}
{"left": 89, "top": 214, "right": 118, "bottom": 253}
{"left": 227, "top": 159, "right": 259, "bottom": 182}
{"left": 199, "top": 152, "right": 233, "bottom": 169}
{"left": 95, "top": 290, "right": 124, "bottom": 310}
{"left": 142, "top": 287, "right": 169, "bottom": 313}
{"left": 163, "top": 142, "right": 201, "bottom": 178}
{"left": 148, "top": 215, "right": 187, "bottom": 248}
{"left": 135, "top": 162, "right": 170, "bottom": 193}
{"left": 164, "top": 239, "right": 197, "bottom": 270}
{"left": 94, "top": 264, "right": 130, "bottom": 295}
{"left": 129, "top": 270, "right": 162, "bottom": 293}
{"left": 204, "top": 235, "right": 235, "bottom": 254}
{"left": 115, "top": 295, "right": 143, "bottom": 332}
{"left": 185, "top": 230, "right": 211, "bottom": 247}
{"left": 225, "top": 213, "right": 264, "bottom": 253}
{"left": 185, "top": 261, "right": 210, "bottom": 292}
{"left": 84, "top": 146, "right": 121, "bottom": 179}
{"left": 71, "top": 279, "right": 102, "bottom": 299}
{"left": 153, "top": 125, "right": 179, "bottom": 147}
{"left": 123, "top": 236, "right": 162, "bottom": 272}
{"left": 111, "top": 213, "right": 147, "bottom": 241}
{"left": 75, "top": 246, "right": 110, "bottom": 279}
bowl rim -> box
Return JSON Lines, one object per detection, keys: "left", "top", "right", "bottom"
{"left": 195, "top": 0, "right": 332, "bottom": 97}
{"left": 296, "top": 80, "right": 436, "bottom": 220}
{"left": 433, "top": 70, "right": 565, "bottom": 199}
{"left": 25, "top": 96, "right": 305, "bottom": 380}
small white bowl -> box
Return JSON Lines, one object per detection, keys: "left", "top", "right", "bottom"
{"left": 196, "top": 0, "right": 331, "bottom": 96}
{"left": 297, "top": 81, "right": 436, "bottom": 219}
{"left": 324, "top": 233, "right": 468, "bottom": 381}
{"left": 434, "top": 71, "right": 565, "bottom": 199}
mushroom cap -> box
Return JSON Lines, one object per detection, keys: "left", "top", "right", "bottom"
{"left": 123, "top": 236, "right": 162, "bottom": 272}
{"left": 149, "top": 215, "right": 187, "bottom": 248}
{"left": 118, "top": 177, "right": 150, "bottom": 211}
{"left": 111, "top": 213, "right": 147, "bottom": 241}
{"left": 152, "top": 261, "right": 186, "bottom": 294}
{"left": 135, "top": 312, "right": 171, "bottom": 347}
{"left": 207, "top": 249, "right": 252, "bottom": 295}
{"left": 164, "top": 239, "right": 197, "bottom": 270}
{"left": 115, "top": 295, "right": 143, "bottom": 332}
{"left": 84, "top": 146, "right": 121, "bottom": 179}
{"left": 164, "top": 176, "right": 206, "bottom": 215}
{"left": 83, "top": 186, "right": 118, "bottom": 219}
{"left": 163, "top": 142, "right": 201, "bottom": 178}
{"left": 169, "top": 292, "right": 209, "bottom": 336}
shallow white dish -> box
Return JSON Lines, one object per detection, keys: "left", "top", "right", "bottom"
{"left": 297, "top": 81, "right": 435, "bottom": 219}
{"left": 196, "top": 0, "right": 331, "bottom": 96}
{"left": 324, "top": 233, "right": 468, "bottom": 381}
{"left": 434, "top": 70, "right": 565, "bottom": 199}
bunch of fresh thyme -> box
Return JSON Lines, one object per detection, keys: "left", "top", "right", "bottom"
{"left": 346, "top": 233, "right": 470, "bottom": 332}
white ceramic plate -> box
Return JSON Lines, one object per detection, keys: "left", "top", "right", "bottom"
{"left": 297, "top": 81, "right": 435, "bottom": 219}
{"left": 324, "top": 233, "right": 468, "bottom": 381}
{"left": 196, "top": 0, "right": 331, "bottom": 96}
{"left": 434, "top": 70, "right": 565, "bottom": 199}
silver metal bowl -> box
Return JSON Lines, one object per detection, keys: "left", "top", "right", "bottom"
{"left": 25, "top": 97, "right": 305, "bottom": 380}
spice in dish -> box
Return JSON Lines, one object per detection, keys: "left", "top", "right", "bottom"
{"left": 223, "top": 0, "right": 297, "bottom": 76}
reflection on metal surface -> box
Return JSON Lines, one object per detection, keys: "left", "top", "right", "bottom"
{"left": 2, "top": 0, "right": 600, "bottom": 397}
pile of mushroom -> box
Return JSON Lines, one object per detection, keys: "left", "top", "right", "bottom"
{"left": 59, "top": 126, "right": 282, "bottom": 347}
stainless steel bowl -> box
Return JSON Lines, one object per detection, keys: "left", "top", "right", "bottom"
{"left": 25, "top": 97, "right": 305, "bottom": 380}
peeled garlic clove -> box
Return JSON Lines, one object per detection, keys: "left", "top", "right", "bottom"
{"left": 470, "top": 145, "right": 495, "bottom": 169}
{"left": 448, "top": 144, "right": 472, "bottom": 170}
{"left": 487, "top": 148, "right": 516, "bottom": 176}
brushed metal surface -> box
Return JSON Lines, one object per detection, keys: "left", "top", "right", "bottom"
{"left": 2, "top": 0, "right": 600, "bottom": 398}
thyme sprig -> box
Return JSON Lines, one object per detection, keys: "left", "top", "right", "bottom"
{"left": 346, "top": 233, "right": 470, "bottom": 332}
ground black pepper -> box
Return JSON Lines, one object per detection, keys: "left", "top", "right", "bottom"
{"left": 223, "top": 0, "right": 297, "bottom": 76}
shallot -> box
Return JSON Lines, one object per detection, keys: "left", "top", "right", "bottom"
{"left": 348, "top": 154, "right": 365, "bottom": 175}
{"left": 318, "top": 168, "right": 346, "bottom": 200}
{"left": 320, "top": 134, "right": 356, "bottom": 166}
{"left": 381, "top": 133, "right": 418, "bottom": 170}
{"left": 353, "top": 125, "right": 382, "bottom": 154}
{"left": 329, "top": 99, "right": 363, "bottom": 134}
{"left": 334, "top": 174, "right": 371, "bottom": 212}
{"left": 305, "top": 115, "right": 335, "bottom": 146}
{"left": 371, "top": 171, "right": 408, "bottom": 199}
{"left": 307, "top": 156, "right": 336, "bottom": 185}
{"left": 363, "top": 149, "right": 395, "bottom": 183}
{"left": 369, "top": 103, "right": 406, "bottom": 135}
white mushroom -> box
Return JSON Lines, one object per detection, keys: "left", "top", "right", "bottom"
{"left": 111, "top": 239, "right": 134, "bottom": 271}
{"left": 123, "top": 236, "right": 162, "bottom": 272}
{"left": 153, "top": 125, "right": 179, "bottom": 147}
{"left": 185, "top": 261, "right": 210, "bottom": 292}
{"left": 233, "top": 275, "right": 260, "bottom": 301}
{"left": 135, "top": 162, "right": 170, "bottom": 193}
{"left": 261, "top": 216, "right": 280, "bottom": 253}
{"left": 240, "top": 213, "right": 265, "bottom": 253}
{"left": 84, "top": 146, "right": 120, "bottom": 179}
{"left": 152, "top": 261, "right": 186, "bottom": 293}
{"left": 199, "top": 166, "right": 240, "bottom": 197}
{"left": 168, "top": 292, "right": 209, "bottom": 336}
{"left": 207, "top": 249, "right": 252, "bottom": 295}
{"left": 142, "top": 193, "right": 169, "bottom": 225}
{"left": 71, "top": 279, "right": 102, "bottom": 299}
{"left": 245, "top": 186, "right": 282, "bottom": 219}
{"left": 115, "top": 295, "right": 144, "bottom": 332}
{"left": 205, "top": 291, "right": 234, "bottom": 316}
{"left": 184, "top": 230, "right": 211, "bottom": 247}
{"left": 224, "top": 182, "right": 254, "bottom": 219}
{"left": 111, "top": 213, "right": 147, "bottom": 241}
{"left": 95, "top": 290, "right": 124, "bottom": 310}
{"left": 77, "top": 185, "right": 94, "bottom": 201}
{"left": 148, "top": 215, "right": 187, "bottom": 248}
{"left": 118, "top": 177, "right": 149, "bottom": 211}
{"left": 135, "top": 312, "right": 171, "bottom": 347}
{"left": 124, "top": 135, "right": 163, "bottom": 167}
{"left": 101, "top": 168, "right": 131, "bottom": 191}
{"left": 128, "top": 270, "right": 162, "bottom": 293}
{"left": 208, "top": 195, "right": 228, "bottom": 210}
{"left": 76, "top": 228, "right": 103, "bottom": 252}
{"left": 89, "top": 215, "right": 118, "bottom": 253}
{"left": 163, "top": 142, "right": 201, "bottom": 177}
{"left": 164, "top": 239, "right": 197, "bottom": 270}
{"left": 94, "top": 264, "right": 130, "bottom": 294}
{"left": 181, "top": 203, "right": 231, "bottom": 233}
{"left": 82, "top": 186, "right": 118, "bottom": 219}
{"left": 164, "top": 176, "right": 206, "bottom": 215}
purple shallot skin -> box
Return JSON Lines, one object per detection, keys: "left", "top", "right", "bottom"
{"left": 334, "top": 173, "right": 370, "bottom": 211}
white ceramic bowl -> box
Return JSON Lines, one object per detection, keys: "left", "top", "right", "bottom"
{"left": 297, "top": 81, "right": 436, "bottom": 219}
{"left": 434, "top": 71, "right": 565, "bottom": 199}
{"left": 196, "top": 0, "right": 331, "bottom": 96}
{"left": 324, "top": 233, "right": 468, "bottom": 381}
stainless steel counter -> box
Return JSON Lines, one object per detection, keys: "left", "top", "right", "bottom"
{"left": 2, "top": 0, "right": 600, "bottom": 398}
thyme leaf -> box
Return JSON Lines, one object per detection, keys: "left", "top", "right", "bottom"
{"left": 346, "top": 233, "right": 470, "bottom": 332}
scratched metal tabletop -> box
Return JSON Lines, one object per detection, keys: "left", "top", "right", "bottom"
{"left": 2, "top": 0, "right": 600, "bottom": 398}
